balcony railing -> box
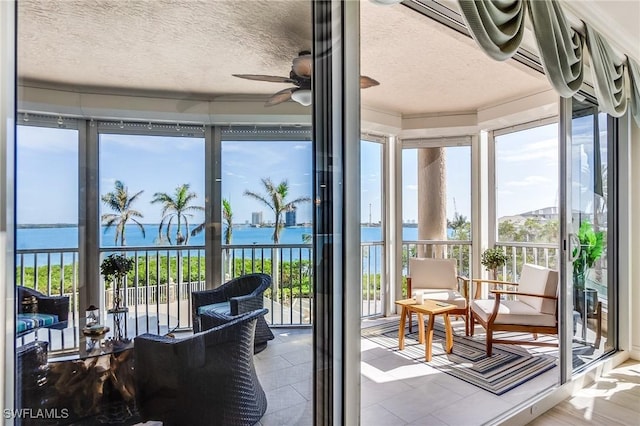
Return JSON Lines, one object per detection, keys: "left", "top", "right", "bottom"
{"left": 361, "top": 242, "right": 384, "bottom": 317}
{"left": 495, "top": 241, "right": 560, "bottom": 280}
{"left": 222, "top": 243, "right": 313, "bottom": 326}
{"left": 402, "top": 240, "right": 473, "bottom": 277}
{"left": 17, "top": 240, "right": 558, "bottom": 344}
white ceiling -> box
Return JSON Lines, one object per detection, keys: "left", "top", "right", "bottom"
{"left": 16, "top": 0, "right": 640, "bottom": 117}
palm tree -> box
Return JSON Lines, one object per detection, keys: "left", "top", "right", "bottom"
{"left": 190, "top": 198, "right": 233, "bottom": 243}
{"left": 151, "top": 184, "right": 204, "bottom": 245}
{"left": 244, "top": 178, "right": 310, "bottom": 243}
{"left": 222, "top": 199, "right": 233, "bottom": 245}
{"left": 101, "top": 180, "right": 146, "bottom": 246}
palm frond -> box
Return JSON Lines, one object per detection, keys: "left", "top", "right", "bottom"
{"left": 130, "top": 218, "right": 146, "bottom": 238}
{"left": 244, "top": 190, "right": 275, "bottom": 212}
{"left": 190, "top": 222, "right": 206, "bottom": 237}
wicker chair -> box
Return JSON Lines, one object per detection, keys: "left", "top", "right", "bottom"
{"left": 17, "top": 341, "right": 50, "bottom": 425}
{"left": 134, "top": 309, "right": 268, "bottom": 426}
{"left": 192, "top": 273, "right": 274, "bottom": 353}
{"left": 17, "top": 286, "right": 70, "bottom": 337}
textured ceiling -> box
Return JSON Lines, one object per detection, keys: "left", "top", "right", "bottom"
{"left": 17, "top": 0, "right": 551, "bottom": 116}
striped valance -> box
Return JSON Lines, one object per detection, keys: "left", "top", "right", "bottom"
{"left": 458, "top": 0, "right": 640, "bottom": 127}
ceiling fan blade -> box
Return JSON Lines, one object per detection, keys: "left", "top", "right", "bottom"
{"left": 233, "top": 74, "right": 295, "bottom": 84}
{"left": 292, "top": 56, "right": 312, "bottom": 78}
{"left": 360, "top": 76, "right": 380, "bottom": 89}
{"left": 265, "top": 87, "right": 296, "bottom": 107}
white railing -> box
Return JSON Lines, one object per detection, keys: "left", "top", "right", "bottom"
{"left": 21, "top": 239, "right": 567, "bottom": 334}
{"left": 402, "top": 240, "right": 473, "bottom": 277}
{"left": 495, "top": 241, "right": 560, "bottom": 280}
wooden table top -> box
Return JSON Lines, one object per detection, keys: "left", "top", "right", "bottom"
{"left": 395, "top": 298, "right": 456, "bottom": 315}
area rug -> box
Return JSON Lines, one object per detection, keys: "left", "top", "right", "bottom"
{"left": 361, "top": 320, "right": 557, "bottom": 395}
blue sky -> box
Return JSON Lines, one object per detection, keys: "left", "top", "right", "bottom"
{"left": 495, "top": 123, "right": 559, "bottom": 217}
{"left": 17, "top": 124, "right": 565, "bottom": 225}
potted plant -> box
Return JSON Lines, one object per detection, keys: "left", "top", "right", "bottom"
{"left": 100, "top": 253, "right": 134, "bottom": 313}
{"left": 481, "top": 247, "right": 508, "bottom": 280}
{"left": 572, "top": 220, "right": 604, "bottom": 314}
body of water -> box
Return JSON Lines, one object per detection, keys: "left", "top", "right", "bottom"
{"left": 17, "top": 224, "right": 421, "bottom": 250}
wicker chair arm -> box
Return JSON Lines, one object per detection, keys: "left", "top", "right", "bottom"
{"left": 230, "top": 293, "right": 264, "bottom": 315}
{"left": 191, "top": 288, "right": 227, "bottom": 311}
{"left": 136, "top": 332, "right": 205, "bottom": 369}
{"left": 201, "top": 309, "right": 265, "bottom": 347}
{"left": 37, "top": 295, "right": 70, "bottom": 321}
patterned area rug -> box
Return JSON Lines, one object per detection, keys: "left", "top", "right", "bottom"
{"left": 361, "top": 320, "right": 557, "bottom": 395}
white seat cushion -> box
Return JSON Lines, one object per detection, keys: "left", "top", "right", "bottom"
{"left": 419, "top": 289, "right": 467, "bottom": 309}
{"left": 517, "top": 264, "right": 558, "bottom": 314}
{"left": 409, "top": 258, "right": 458, "bottom": 290}
{"left": 471, "top": 299, "right": 557, "bottom": 327}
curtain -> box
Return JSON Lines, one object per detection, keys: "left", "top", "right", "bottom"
{"left": 458, "top": 0, "right": 639, "bottom": 125}
{"left": 527, "top": 0, "right": 583, "bottom": 98}
{"left": 458, "top": 0, "right": 526, "bottom": 61}
{"left": 627, "top": 57, "right": 640, "bottom": 127}
{"left": 584, "top": 24, "right": 627, "bottom": 117}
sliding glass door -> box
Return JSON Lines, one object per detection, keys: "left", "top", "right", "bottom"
{"left": 566, "top": 95, "right": 617, "bottom": 372}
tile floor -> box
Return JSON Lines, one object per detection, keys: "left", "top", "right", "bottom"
{"left": 255, "top": 316, "right": 561, "bottom": 426}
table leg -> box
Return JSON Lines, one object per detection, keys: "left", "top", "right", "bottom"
{"left": 444, "top": 313, "right": 453, "bottom": 354}
{"left": 425, "top": 314, "right": 435, "bottom": 362}
{"left": 398, "top": 306, "right": 407, "bottom": 350}
{"left": 417, "top": 313, "right": 425, "bottom": 344}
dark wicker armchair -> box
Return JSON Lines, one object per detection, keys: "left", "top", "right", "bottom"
{"left": 17, "top": 286, "right": 70, "bottom": 336}
{"left": 134, "top": 309, "right": 268, "bottom": 426}
{"left": 192, "top": 273, "right": 274, "bottom": 353}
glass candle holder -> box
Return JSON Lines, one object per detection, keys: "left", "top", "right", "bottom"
{"left": 86, "top": 305, "right": 100, "bottom": 326}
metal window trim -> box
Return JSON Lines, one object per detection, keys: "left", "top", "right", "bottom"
{"left": 1, "top": 0, "right": 16, "bottom": 417}
{"left": 312, "top": 0, "right": 361, "bottom": 424}
{"left": 492, "top": 116, "right": 559, "bottom": 138}
{"left": 16, "top": 112, "right": 80, "bottom": 130}
{"left": 559, "top": 96, "right": 572, "bottom": 384}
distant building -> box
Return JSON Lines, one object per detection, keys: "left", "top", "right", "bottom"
{"left": 520, "top": 206, "right": 558, "bottom": 220}
{"left": 251, "top": 212, "right": 263, "bottom": 226}
{"left": 285, "top": 207, "right": 297, "bottom": 227}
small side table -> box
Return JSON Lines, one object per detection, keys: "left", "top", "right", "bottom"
{"left": 395, "top": 298, "right": 456, "bottom": 362}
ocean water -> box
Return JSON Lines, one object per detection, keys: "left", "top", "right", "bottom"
{"left": 17, "top": 224, "right": 420, "bottom": 250}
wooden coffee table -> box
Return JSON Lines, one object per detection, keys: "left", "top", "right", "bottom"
{"left": 395, "top": 298, "right": 456, "bottom": 361}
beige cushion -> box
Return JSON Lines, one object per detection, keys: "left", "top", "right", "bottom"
{"left": 471, "top": 299, "right": 557, "bottom": 327}
{"left": 419, "top": 289, "right": 467, "bottom": 309}
{"left": 409, "top": 258, "right": 458, "bottom": 290}
{"left": 517, "top": 264, "right": 558, "bottom": 314}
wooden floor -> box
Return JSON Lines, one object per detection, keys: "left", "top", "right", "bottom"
{"left": 527, "top": 359, "right": 640, "bottom": 425}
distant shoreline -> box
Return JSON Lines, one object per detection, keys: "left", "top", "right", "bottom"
{"left": 17, "top": 223, "right": 76, "bottom": 229}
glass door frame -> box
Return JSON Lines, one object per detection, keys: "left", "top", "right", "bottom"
{"left": 560, "top": 92, "right": 621, "bottom": 383}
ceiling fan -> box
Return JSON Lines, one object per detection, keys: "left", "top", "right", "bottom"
{"left": 233, "top": 51, "right": 380, "bottom": 107}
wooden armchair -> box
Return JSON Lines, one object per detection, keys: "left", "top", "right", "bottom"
{"left": 470, "top": 264, "right": 559, "bottom": 356}
{"left": 407, "top": 258, "right": 470, "bottom": 335}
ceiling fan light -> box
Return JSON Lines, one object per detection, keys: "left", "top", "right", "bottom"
{"left": 291, "top": 89, "right": 313, "bottom": 106}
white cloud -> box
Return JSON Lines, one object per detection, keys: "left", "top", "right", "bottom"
{"left": 406, "top": 184, "right": 418, "bottom": 191}
{"left": 505, "top": 175, "right": 552, "bottom": 187}
{"left": 498, "top": 138, "right": 558, "bottom": 163}
{"left": 225, "top": 171, "right": 246, "bottom": 178}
